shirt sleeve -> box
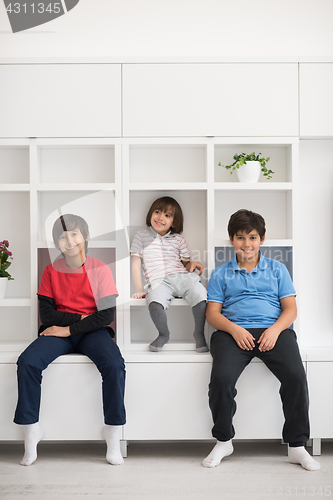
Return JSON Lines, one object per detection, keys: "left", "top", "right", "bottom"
{"left": 38, "top": 295, "right": 82, "bottom": 327}
{"left": 69, "top": 295, "right": 116, "bottom": 336}
{"left": 130, "top": 232, "right": 143, "bottom": 257}
{"left": 207, "top": 267, "right": 225, "bottom": 304}
{"left": 37, "top": 265, "right": 54, "bottom": 299}
{"left": 93, "top": 262, "right": 118, "bottom": 300}
{"left": 178, "top": 236, "right": 191, "bottom": 261}
{"left": 274, "top": 262, "right": 296, "bottom": 299}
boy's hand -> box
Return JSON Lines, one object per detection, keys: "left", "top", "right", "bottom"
{"left": 185, "top": 260, "right": 204, "bottom": 275}
{"left": 40, "top": 326, "right": 70, "bottom": 337}
{"left": 231, "top": 325, "right": 255, "bottom": 350}
{"left": 257, "top": 327, "right": 280, "bottom": 352}
{"left": 132, "top": 292, "right": 147, "bottom": 299}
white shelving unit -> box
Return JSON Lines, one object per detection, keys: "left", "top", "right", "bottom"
{"left": 1, "top": 59, "right": 333, "bottom": 449}
{"left": 0, "top": 135, "right": 300, "bottom": 443}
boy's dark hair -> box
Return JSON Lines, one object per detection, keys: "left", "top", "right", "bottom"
{"left": 146, "top": 196, "right": 184, "bottom": 234}
{"left": 228, "top": 209, "right": 266, "bottom": 240}
{"left": 52, "top": 214, "right": 89, "bottom": 253}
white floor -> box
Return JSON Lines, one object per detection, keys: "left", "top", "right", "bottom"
{"left": 0, "top": 440, "right": 332, "bottom": 500}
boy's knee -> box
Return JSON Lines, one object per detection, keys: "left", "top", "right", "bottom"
{"left": 17, "top": 351, "right": 39, "bottom": 374}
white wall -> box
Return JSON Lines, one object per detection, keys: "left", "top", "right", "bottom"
{"left": 299, "top": 140, "right": 333, "bottom": 346}
{"left": 0, "top": 0, "right": 333, "bottom": 58}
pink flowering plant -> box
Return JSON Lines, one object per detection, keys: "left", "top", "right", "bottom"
{"left": 0, "top": 240, "right": 14, "bottom": 280}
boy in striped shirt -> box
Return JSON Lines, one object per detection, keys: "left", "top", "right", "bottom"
{"left": 131, "top": 196, "right": 208, "bottom": 353}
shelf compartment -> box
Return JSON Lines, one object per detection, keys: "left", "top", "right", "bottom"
{"left": 129, "top": 190, "right": 207, "bottom": 276}
{"left": 214, "top": 143, "right": 295, "bottom": 183}
{"left": 214, "top": 190, "right": 293, "bottom": 241}
{"left": 37, "top": 190, "right": 117, "bottom": 243}
{"left": 0, "top": 308, "right": 31, "bottom": 343}
{"left": 37, "top": 146, "right": 115, "bottom": 184}
{"left": 0, "top": 146, "right": 29, "bottom": 184}
{"left": 129, "top": 145, "right": 206, "bottom": 183}
{"left": 130, "top": 305, "right": 204, "bottom": 345}
{"left": 0, "top": 192, "right": 30, "bottom": 298}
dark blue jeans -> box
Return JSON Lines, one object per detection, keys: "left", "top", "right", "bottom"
{"left": 14, "top": 328, "right": 126, "bottom": 426}
{"left": 209, "top": 328, "right": 309, "bottom": 447}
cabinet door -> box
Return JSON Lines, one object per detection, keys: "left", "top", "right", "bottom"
{"left": 123, "top": 63, "right": 298, "bottom": 137}
{"left": 300, "top": 63, "right": 333, "bottom": 137}
{"left": 0, "top": 64, "right": 121, "bottom": 137}
{"left": 0, "top": 364, "right": 23, "bottom": 440}
{"left": 39, "top": 359, "right": 105, "bottom": 440}
{"left": 308, "top": 362, "right": 333, "bottom": 438}
{"left": 124, "top": 362, "right": 213, "bottom": 440}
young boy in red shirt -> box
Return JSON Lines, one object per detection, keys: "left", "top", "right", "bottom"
{"left": 14, "top": 214, "right": 126, "bottom": 466}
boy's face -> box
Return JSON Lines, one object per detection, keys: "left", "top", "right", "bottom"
{"left": 57, "top": 228, "right": 88, "bottom": 259}
{"left": 150, "top": 208, "right": 174, "bottom": 236}
{"left": 230, "top": 229, "right": 265, "bottom": 263}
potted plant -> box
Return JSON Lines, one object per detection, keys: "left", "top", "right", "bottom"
{"left": 0, "top": 240, "right": 14, "bottom": 298}
{"left": 218, "top": 152, "right": 274, "bottom": 182}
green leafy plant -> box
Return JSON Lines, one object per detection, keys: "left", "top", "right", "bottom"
{"left": 218, "top": 152, "right": 274, "bottom": 179}
{"left": 0, "top": 240, "right": 14, "bottom": 280}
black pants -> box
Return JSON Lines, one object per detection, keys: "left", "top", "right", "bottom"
{"left": 208, "top": 328, "right": 309, "bottom": 446}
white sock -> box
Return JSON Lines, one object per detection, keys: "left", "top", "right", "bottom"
{"left": 20, "top": 422, "right": 44, "bottom": 466}
{"left": 102, "top": 425, "right": 124, "bottom": 465}
{"left": 202, "top": 439, "right": 234, "bottom": 468}
{"left": 288, "top": 446, "right": 321, "bottom": 471}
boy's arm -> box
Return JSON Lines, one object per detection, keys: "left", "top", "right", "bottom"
{"left": 182, "top": 260, "right": 204, "bottom": 275}
{"left": 38, "top": 295, "right": 82, "bottom": 327}
{"left": 206, "top": 301, "right": 255, "bottom": 351}
{"left": 40, "top": 295, "right": 116, "bottom": 337}
{"left": 257, "top": 296, "right": 297, "bottom": 352}
{"left": 131, "top": 255, "right": 147, "bottom": 298}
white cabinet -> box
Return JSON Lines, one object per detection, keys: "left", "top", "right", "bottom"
{"left": 307, "top": 353, "right": 333, "bottom": 439}
{"left": 124, "top": 357, "right": 212, "bottom": 440}
{"left": 0, "top": 61, "right": 306, "bottom": 444}
{"left": 124, "top": 357, "right": 286, "bottom": 441}
{"left": 300, "top": 63, "right": 333, "bottom": 137}
{"left": 123, "top": 64, "right": 299, "bottom": 137}
{"left": 0, "top": 65, "right": 122, "bottom": 137}
{"left": 0, "top": 362, "right": 22, "bottom": 440}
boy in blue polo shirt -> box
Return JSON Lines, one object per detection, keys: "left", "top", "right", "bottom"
{"left": 202, "top": 209, "right": 320, "bottom": 471}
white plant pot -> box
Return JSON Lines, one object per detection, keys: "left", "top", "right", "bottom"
{"left": 236, "top": 160, "right": 261, "bottom": 183}
{"left": 0, "top": 277, "right": 8, "bottom": 299}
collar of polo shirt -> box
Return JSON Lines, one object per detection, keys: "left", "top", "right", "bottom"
{"left": 231, "top": 250, "right": 268, "bottom": 273}
{"left": 148, "top": 226, "right": 173, "bottom": 238}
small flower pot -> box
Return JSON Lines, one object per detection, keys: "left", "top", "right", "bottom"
{"left": 0, "top": 277, "right": 8, "bottom": 299}
{"left": 236, "top": 161, "right": 261, "bottom": 183}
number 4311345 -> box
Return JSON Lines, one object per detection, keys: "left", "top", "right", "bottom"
{"left": 6, "top": 3, "right": 62, "bottom": 14}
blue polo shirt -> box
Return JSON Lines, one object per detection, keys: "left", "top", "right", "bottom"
{"left": 207, "top": 252, "right": 296, "bottom": 328}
